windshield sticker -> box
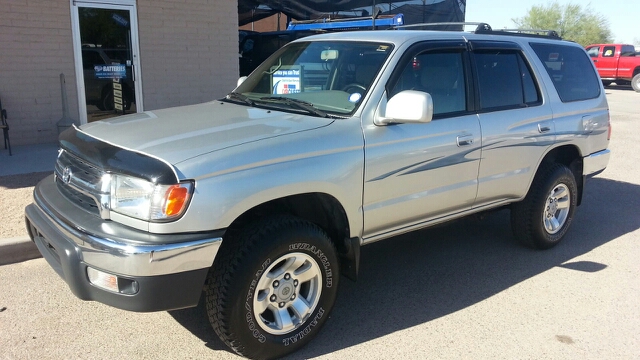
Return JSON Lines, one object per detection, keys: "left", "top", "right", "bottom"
{"left": 349, "top": 93, "right": 362, "bottom": 103}
{"left": 272, "top": 68, "right": 301, "bottom": 95}
{"left": 377, "top": 45, "right": 390, "bottom": 52}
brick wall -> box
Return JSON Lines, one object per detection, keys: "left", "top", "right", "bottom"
{"left": 137, "top": 0, "right": 238, "bottom": 110}
{"left": 0, "top": 0, "right": 79, "bottom": 146}
{"left": 240, "top": 12, "right": 289, "bottom": 32}
{"left": 0, "top": 0, "right": 238, "bottom": 146}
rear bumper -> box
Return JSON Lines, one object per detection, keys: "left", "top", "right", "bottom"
{"left": 583, "top": 149, "right": 610, "bottom": 176}
{"left": 25, "top": 175, "right": 223, "bottom": 312}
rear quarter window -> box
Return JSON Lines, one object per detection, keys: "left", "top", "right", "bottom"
{"left": 530, "top": 43, "right": 601, "bottom": 103}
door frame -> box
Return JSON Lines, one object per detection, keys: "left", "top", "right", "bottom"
{"left": 70, "top": 0, "right": 144, "bottom": 124}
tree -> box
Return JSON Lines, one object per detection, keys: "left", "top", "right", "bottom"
{"left": 512, "top": 1, "right": 612, "bottom": 46}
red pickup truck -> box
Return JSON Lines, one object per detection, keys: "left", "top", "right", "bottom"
{"left": 586, "top": 44, "right": 640, "bottom": 92}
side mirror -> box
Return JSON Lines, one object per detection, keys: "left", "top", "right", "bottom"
{"left": 237, "top": 76, "right": 248, "bottom": 87}
{"left": 375, "top": 90, "right": 433, "bottom": 125}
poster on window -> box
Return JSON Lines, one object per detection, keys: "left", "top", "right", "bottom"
{"left": 94, "top": 65, "right": 127, "bottom": 79}
{"left": 271, "top": 68, "right": 301, "bottom": 95}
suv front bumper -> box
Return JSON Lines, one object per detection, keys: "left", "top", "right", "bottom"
{"left": 25, "top": 175, "right": 223, "bottom": 312}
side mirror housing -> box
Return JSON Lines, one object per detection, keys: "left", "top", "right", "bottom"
{"left": 376, "top": 90, "right": 433, "bottom": 125}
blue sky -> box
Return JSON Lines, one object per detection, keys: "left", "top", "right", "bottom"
{"left": 465, "top": 0, "right": 640, "bottom": 44}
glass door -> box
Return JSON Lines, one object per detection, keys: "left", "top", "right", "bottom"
{"left": 71, "top": 1, "right": 143, "bottom": 123}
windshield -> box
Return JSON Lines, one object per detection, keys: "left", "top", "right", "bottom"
{"left": 230, "top": 41, "right": 393, "bottom": 116}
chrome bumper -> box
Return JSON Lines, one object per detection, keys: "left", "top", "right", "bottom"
{"left": 24, "top": 175, "right": 223, "bottom": 311}
{"left": 583, "top": 149, "right": 610, "bottom": 176}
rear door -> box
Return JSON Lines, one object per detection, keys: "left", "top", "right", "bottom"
{"left": 470, "top": 41, "right": 555, "bottom": 206}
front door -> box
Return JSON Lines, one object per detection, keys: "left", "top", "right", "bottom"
{"left": 362, "top": 42, "right": 481, "bottom": 240}
{"left": 71, "top": 1, "right": 143, "bottom": 123}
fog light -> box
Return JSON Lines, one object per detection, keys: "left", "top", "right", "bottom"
{"left": 87, "top": 267, "right": 119, "bottom": 293}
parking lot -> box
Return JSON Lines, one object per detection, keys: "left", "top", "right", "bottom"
{"left": 1, "top": 87, "right": 638, "bottom": 360}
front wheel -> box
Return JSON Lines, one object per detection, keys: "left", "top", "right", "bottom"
{"left": 511, "top": 163, "right": 578, "bottom": 249}
{"left": 205, "top": 215, "right": 339, "bottom": 360}
{"left": 632, "top": 74, "right": 640, "bottom": 92}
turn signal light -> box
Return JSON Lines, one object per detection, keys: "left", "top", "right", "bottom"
{"left": 164, "top": 185, "right": 190, "bottom": 216}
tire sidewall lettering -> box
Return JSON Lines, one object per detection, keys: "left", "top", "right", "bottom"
{"left": 289, "top": 242, "right": 333, "bottom": 288}
{"left": 282, "top": 307, "right": 325, "bottom": 346}
{"left": 244, "top": 258, "right": 271, "bottom": 343}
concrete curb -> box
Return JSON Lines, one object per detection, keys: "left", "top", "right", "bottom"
{"left": 0, "top": 236, "right": 42, "bottom": 266}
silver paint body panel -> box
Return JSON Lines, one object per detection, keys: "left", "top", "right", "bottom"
{"left": 29, "top": 30, "right": 610, "bottom": 278}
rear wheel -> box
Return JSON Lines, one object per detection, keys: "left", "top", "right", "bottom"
{"left": 601, "top": 80, "right": 612, "bottom": 87}
{"left": 205, "top": 215, "right": 339, "bottom": 360}
{"left": 632, "top": 74, "right": 640, "bottom": 92}
{"left": 511, "top": 163, "right": 578, "bottom": 249}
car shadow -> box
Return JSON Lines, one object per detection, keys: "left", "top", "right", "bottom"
{"left": 604, "top": 83, "right": 634, "bottom": 91}
{"left": 0, "top": 171, "right": 50, "bottom": 190}
{"left": 168, "top": 177, "right": 640, "bottom": 358}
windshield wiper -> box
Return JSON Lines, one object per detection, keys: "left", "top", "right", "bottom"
{"left": 259, "top": 96, "right": 328, "bottom": 118}
{"left": 225, "top": 92, "right": 254, "bottom": 106}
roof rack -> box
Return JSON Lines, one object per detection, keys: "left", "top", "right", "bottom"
{"left": 393, "top": 22, "right": 562, "bottom": 40}
{"left": 480, "top": 28, "right": 562, "bottom": 39}
{"left": 287, "top": 14, "right": 404, "bottom": 31}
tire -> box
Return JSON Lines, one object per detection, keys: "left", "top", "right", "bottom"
{"left": 601, "top": 80, "right": 612, "bottom": 87}
{"left": 632, "top": 74, "right": 640, "bottom": 93}
{"left": 205, "top": 215, "right": 340, "bottom": 360}
{"left": 511, "top": 163, "right": 578, "bottom": 249}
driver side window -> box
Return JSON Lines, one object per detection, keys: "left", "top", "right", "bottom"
{"left": 390, "top": 51, "right": 466, "bottom": 116}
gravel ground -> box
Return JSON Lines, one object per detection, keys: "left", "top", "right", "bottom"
{"left": 0, "top": 171, "right": 51, "bottom": 238}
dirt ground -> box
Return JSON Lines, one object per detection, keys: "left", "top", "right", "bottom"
{"left": 0, "top": 172, "right": 51, "bottom": 238}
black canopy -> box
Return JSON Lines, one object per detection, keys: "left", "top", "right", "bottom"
{"left": 238, "top": 0, "right": 466, "bottom": 26}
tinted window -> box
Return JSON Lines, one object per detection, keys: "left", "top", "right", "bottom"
{"left": 390, "top": 51, "right": 466, "bottom": 116}
{"left": 621, "top": 45, "right": 636, "bottom": 57}
{"left": 473, "top": 50, "right": 540, "bottom": 110}
{"left": 530, "top": 43, "right": 601, "bottom": 102}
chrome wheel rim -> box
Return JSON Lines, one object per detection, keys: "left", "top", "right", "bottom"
{"left": 253, "top": 252, "right": 322, "bottom": 335}
{"left": 543, "top": 183, "right": 570, "bottom": 234}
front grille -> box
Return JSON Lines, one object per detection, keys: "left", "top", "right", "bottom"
{"left": 56, "top": 181, "right": 100, "bottom": 214}
{"left": 55, "top": 149, "right": 110, "bottom": 218}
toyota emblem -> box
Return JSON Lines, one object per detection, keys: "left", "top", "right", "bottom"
{"left": 62, "top": 167, "right": 72, "bottom": 183}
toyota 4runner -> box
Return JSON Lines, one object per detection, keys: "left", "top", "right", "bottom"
{"left": 25, "top": 26, "right": 611, "bottom": 360}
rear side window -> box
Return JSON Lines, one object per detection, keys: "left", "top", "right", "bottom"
{"left": 530, "top": 43, "right": 601, "bottom": 103}
{"left": 473, "top": 50, "right": 541, "bottom": 110}
{"left": 621, "top": 45, "right": 636, "bottom": 57}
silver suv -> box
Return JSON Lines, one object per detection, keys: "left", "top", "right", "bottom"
{"left": 26, "top": 27, "right": 610, "bottom": 359}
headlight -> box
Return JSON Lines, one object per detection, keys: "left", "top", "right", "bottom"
{"left": 110, "top": 175, "right": 194, "bottom": 222}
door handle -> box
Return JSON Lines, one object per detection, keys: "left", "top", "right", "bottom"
{"left": 538, "top": 124, "right": 551, "bottom": 133}
{"left": 457, "top": 135, "right": 474, "bottom": 147}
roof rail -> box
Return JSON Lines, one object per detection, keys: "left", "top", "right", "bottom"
{"left": 475, "top": 27, "right": 562, "bottom": 39}
{"left": 393, "top": 21, "right": 562, "bottom": 40}
{"left": 394, "top": 22, "right": 491, "bottom": 32}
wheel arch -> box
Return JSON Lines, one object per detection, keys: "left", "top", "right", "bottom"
{"left": 224, "top": 192, "right": 360, "bottom": 281}
{"left": 536, "top": 144, "right": 584, "bottom": 205}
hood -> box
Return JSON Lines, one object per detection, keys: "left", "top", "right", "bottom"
{"left": 79, "top": 101, "right": 333, "bottom": 164}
